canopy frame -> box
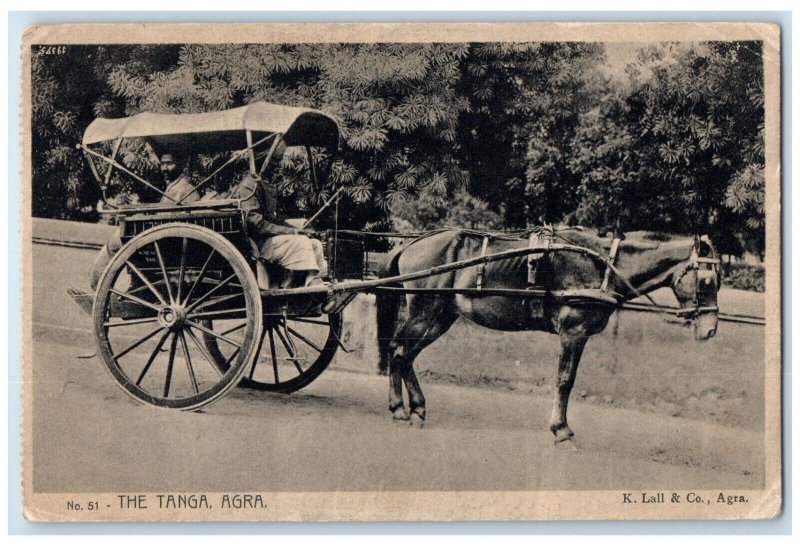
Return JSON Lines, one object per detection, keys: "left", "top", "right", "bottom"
{"left": 174, "top": 133, "right": 275, "bottom": 205}
{"left": 81, "top": 144, "right": 179, "bottom": 205}
{"left": 82, "top": 102, "right": 340, "bottom": 151}
{"left": 80, "top": 102, "right": 341, "bottom": 213}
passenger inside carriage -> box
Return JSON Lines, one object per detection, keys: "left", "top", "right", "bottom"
{"left": 89, "top": 150, "right": 199, "bottom": 290}
{"left": 203, "top": 139, "right": 327, "bottom": 289}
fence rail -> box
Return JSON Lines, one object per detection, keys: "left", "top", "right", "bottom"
{"left": 33, "top": 237, "right": 103, "bottom": 250}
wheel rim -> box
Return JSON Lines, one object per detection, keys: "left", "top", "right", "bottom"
{"left": 205, "top": 313, "right": 341, "bottom": 393}
{"left": 93, "top": 224, "right": 262, "bottom": 410}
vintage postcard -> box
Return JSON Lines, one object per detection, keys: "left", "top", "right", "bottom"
{"left": 20, "top": 22, "right": 781, "bottom": 521}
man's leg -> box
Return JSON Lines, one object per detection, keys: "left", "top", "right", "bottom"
{"left": 310, "top": 238, "right": 328, "bottom": 278}
{"left": 261, "top": 235, "right": 319, "bottom": 288}
{"left": 89, "top": 233, "right": 123, "bottom": 290}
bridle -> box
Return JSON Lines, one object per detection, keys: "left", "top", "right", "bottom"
{"left": 673, "top": 235, "right": 721, "bottom": 320}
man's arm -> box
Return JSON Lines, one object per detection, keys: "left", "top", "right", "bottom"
{"left": 235, "top": 176, "right": 297, "bottom": 237}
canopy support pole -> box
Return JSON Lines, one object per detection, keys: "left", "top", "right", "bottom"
{"left": 177, "top": 134, "right": 275, "bottom": 204}
{"left": 103, "top": 139, "right": 122, "bottom": 190}
{"left": 245, "top": 131, "right": 257, "bottom": 174}
{"left": 79, "top": 144, "right": 177, "bottom": 203}
{"left": 258, "top": 134, "right": 283, "bottom": 176}
{"left": 305, "top": 146, "right": 318, "bottom": 192}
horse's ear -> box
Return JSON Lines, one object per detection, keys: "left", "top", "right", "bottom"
{"left": 696, "top": 235, "right": 716, "bottom": 257}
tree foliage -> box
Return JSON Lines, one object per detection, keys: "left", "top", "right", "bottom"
{"left": 457, "top": 43, "right": 604, "bottom": 227}
{"left": 31, "top": 41, "right": 765, "bottom": 255}
{"left": 102, "top": 43, "right": 474, "bottom": 230}
{"left": 31, "top": 45, "right": 179, "bottom": 219}
{"left": 391, "top": 187, "right": 504, "bottom": 232}
{"left": 564, "top": 42, "right": 765, "bottom": 253}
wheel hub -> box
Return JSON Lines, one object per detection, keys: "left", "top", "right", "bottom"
{"left": 158, "top": 305, "right": 186, "bottom": 330}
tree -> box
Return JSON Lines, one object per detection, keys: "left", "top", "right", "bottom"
{"left": 85, "top": 42, "right": 604, "bottom": 231}
{"left": 457, "top": 42, "right": 604, "bottom": 227}
{"left": 566, "top": 42, "right": 765, "bottom": 254}
{"left": 104, "top": 43, "right": 472, "bottom": 231}
{"left": 390, "top": 187, "right": 504, "bottom": 231}
{"left": 32, "top": 41, "right": 765, "bottom": 255}
{"left": 520, "top": 43, "right": 606, "bottom": 225}
{"left": 31, "top": 43, "right": 609, "bottom": 230}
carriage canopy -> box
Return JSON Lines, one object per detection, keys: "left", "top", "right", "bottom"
{"left": 82, "top": 102, "right": 340, "bottom": 154}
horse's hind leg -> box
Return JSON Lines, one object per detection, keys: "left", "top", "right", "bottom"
{"left": 389, "top": 356, "right": 408, "bottom": 422}
{"left": 402, "top": 364, "right": 428, "bottom": 427}
{"left": 388, "top": 296, "right": 457, "bottom": 427}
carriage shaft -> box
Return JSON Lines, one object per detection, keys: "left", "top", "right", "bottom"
{"left": 262, "top": 243, "right": 602, "bottom": 298}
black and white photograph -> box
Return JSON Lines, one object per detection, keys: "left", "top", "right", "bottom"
{"left": 20, "top": 22, "right": 781, "bottom": 521}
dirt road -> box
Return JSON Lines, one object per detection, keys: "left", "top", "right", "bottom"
{"left": 28, "top": 239, "right": 764, "bottom": 494}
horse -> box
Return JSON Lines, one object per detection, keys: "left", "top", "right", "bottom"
{"left": 374, "top": 227, "right": 721, "bottom": 442}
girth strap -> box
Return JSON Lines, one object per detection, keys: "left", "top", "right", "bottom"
{"left": 528, "top": 230, "right": 551, "bottom": 286}
{"left": 475, "top": 236, "right": 491, "bottom": 290}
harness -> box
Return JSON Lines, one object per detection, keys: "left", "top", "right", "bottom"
{"left": 526, "top": 230, "right": 553, "bottom": 318}
{"left": 600, "top": 237, "right": 622, "bottom": 293}
{"left": 413, "top": 227, "right": 720, "bottom": 324}
{"left": 475, "top": 236, "right": 491, "bottom": 291}
{"left": 528, "top": 229, "right": 552, "bottom": 287}
{"left": 475, "top": 229, "right": 552, "bottom": 291}
{"left": 527, "top": 229, "right": 722, "bottom": 322}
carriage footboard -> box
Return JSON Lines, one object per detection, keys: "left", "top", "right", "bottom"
{"left": 326, "top": 230, "right": 367, "bottom": 281}
{"left": 67, "top": 288, "right": 93, "bottom": 316}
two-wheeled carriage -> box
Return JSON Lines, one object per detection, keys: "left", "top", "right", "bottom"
{"left": 69, "top": 103, "right": 721, "bottom": 425}
{"left": 70, "top": 103, "right": 366, "bottom": 409}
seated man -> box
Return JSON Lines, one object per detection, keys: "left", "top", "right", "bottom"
{"left": 224, "top": 171, "right": 327, "bottom": 288}
{"left": 158, "top": 152, "right": 198, "bottom": 203}
{"left": 89, "top": 151, "right": 199, "bottom": 289}
{"left": 199, "top": 139, "right": 326, "bottom": 288}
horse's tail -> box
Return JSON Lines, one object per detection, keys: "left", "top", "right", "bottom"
{"left": 375, "top": 245, "right": 404, "bottom": 375}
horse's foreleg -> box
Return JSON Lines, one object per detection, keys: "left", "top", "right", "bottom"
{"left": 549, "top": 334, "right": 588, "bottom": 443}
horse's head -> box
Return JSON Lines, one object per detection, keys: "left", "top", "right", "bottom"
{"left": 670, "top": 235, "right": 721, "bottom": 340}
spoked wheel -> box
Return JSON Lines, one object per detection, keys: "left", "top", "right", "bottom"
{"left": 93, "top": 224, "right": 262, "bottom": 410}
{"left": 203, "top": 312, "right": 342, "bottom": 393}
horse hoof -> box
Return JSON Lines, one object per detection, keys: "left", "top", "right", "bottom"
{"left": 392, "top": 409, "right": 409, "bottom": 422}
{"left": 553, "top": 427, "right": 575, "bottom": 444}
{"left": 409, "top": 413, "right": 425, "bottom": 428}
